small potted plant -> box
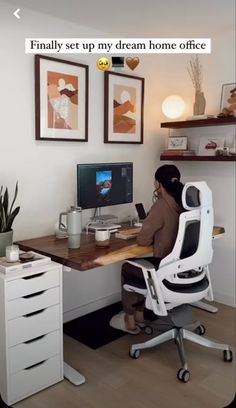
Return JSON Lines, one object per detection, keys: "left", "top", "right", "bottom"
{"left": 0, "top": 183, "right": 20, "bottom": 257}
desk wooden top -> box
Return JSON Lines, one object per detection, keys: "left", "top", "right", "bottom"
{"left": 17, "top": 226, "right": 224, "bottom": 272}
{"left": 17, "top": 233, "right": 152, "bottom": 271}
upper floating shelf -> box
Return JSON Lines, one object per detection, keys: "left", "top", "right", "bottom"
{"left": 160, "top": 117, "right": 236, "bottom": 129}
{"left": 160, "top": 155, "right": 236, "bottom": 162}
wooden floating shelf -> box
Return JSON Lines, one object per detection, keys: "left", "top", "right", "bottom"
{"left": 161, "top": 117, "right": 236, "bottom": 129}
{"left": 160, "top": 155, "right": 236, "bottom": 161}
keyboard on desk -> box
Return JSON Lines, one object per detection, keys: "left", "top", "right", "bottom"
{"left": 115, "top": 227, "right": 141, "bottom": 240}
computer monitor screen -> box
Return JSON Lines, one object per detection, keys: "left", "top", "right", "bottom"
{"left": 77, "top": 162, "right": 133, "bottom": 209}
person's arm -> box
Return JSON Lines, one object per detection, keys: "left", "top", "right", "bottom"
{"left": 137, "top": 201, "right": 164, "bottom": 246}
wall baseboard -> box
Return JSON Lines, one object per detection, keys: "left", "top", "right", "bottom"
{"left": 63, "top": 290, "right": 236, "bottom": 323}
{"left": 63, "top": 292, "right": 121, "bottom": 323}
{"left": 214, "top": 292, "right": 236, "bottom": 308}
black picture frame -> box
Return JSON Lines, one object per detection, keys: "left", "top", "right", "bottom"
{"left": 35, "top": 55, "right": 88, "bottom": 142}
{"left": 104, "top": 71, "right": 144, "bottom": 144}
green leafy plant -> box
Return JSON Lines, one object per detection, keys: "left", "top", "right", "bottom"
{"left": 0, "top": 183, "right": 20, "bottom": 233}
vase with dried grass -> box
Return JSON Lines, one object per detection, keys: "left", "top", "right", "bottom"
{"left": 187, "top": 55, "right": 206, "bottom": 116}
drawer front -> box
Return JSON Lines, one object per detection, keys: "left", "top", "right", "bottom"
{"left": 8, "top": 304, "right": 60, "bottom": 347}
{"left": 6, "top": 269, "right": 60, "bottom": 300}
{"left": 9, "top": 330, "right": 61, "bottom": 374}
{"left": 6, "top": 286, "right": 60, "bottom": 320}
{"left": 9, "top": 355, "right": 62, "bottom": 404}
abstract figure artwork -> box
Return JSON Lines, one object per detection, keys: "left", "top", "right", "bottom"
{"left": 35, "top": 55, "right": 88, "bottom": 141}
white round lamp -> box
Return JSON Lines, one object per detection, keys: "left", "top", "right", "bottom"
{"left": 162, "top": 95, "right": 185, "bottom": 119}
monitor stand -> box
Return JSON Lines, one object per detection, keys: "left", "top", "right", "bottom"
{"left": 86, "top": 211, "right": 121, "bottom": 233}
{"left": 88, "top": 223, "right": 121, "bottom": 232}
{"left": 93, "top": 214, "right": 118, "bottom": 222}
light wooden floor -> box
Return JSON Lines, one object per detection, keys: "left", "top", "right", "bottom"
{"left": 15, "top": 302, "right": 235, "bottom": 408}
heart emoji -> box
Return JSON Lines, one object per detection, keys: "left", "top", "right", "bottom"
{"left": 126, "top": 57, "right": 140, "bottom": 71}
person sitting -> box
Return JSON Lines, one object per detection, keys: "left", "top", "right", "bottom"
{"left": 110, "top": 164, "right": 184, "bottom": 334}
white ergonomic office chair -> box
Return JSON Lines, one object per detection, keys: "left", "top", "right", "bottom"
{"left": 124, "top": 181, "right": 233, "bottom": 382}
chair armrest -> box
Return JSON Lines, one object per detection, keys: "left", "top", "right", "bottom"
{"left": 126, "top": 259, "right": 156, "bottom": 270}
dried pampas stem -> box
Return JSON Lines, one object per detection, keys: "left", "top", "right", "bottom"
{"left": 187, "top": 55, "right": 203, "bottom": 92}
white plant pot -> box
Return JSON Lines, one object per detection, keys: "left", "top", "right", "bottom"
{"left": 0, "top": 230, "right": 13, "bottom": 257}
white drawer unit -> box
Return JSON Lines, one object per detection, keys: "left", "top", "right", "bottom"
{"left": 6, "top": 269, "right": 60, "bottom": 300}
{"left": 8, "top": 304, "right": 61, "bottom": 347}
{"left": 9, "top": 355, "right": 62, "bottom": 403}
{"left": 0, "top": 261, "right": 64, "bottom": 405}
{"left": 6, "top": 286, "right": 60, "bottom": 320}
{"left": 9, "top": 330, "right": 61, "bottom": 374}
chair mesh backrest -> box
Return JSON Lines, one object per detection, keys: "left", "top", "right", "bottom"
{"left": 179, "top": 220, "right": 200, "bottom": 259}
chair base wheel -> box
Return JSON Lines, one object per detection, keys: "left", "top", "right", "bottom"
{"left": 177, "top": 368, "right": 190, "bottom": 383}
{"left": 194, "top": 324, "right": 206, "bottom": 335}
{"left": 223, "top": 349, "right": 233, "bottom": 362}
{"left": 129, "top": 349, "right": 141, "bottom": 359}
{"left": 144, "top": 326, "right": 153, "bottom": 335}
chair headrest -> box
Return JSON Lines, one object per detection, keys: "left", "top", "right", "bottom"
{"left": 182, "top": 181, "right": 212, "bottom": 210}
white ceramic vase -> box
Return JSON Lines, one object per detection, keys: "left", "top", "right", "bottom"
{"left": 194, "top": 91, "right": 206, "bottom": 115}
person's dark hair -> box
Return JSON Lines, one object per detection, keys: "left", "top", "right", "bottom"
{"left": 155, "top": 164, "right": 184, "bottom": 208}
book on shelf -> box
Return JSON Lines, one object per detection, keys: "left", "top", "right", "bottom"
{"left": 161, "top": 149, "right": 196, "bottom": 156}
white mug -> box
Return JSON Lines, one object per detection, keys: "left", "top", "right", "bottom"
{"left": 95, "top": 229, "right": 110, "bottom": 247}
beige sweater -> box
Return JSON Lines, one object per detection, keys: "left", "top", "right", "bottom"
{"left": 137, "top": 194, "right": 182, "bottom": 258}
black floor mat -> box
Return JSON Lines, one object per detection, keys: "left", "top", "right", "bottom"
{"left": 63, "top": 302, "right": 125, "bottom": 349}
{"left": 63, "top": 302, "right": 157, "bottom": 350}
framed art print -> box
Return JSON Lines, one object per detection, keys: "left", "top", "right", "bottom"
{"left": 35, "top": 55, "right": 88, "bottom": 141}
{"left": 168, "top": 136, "right": 187, "bottom": 150}
{"left": 198, "top": 135, "right": 225, "bottom": 156}
{"left": 220, "top": 83, "right": 236, "bottom": 115}
{"left": 104, "top": 71, "right": 144, "bottom": 144}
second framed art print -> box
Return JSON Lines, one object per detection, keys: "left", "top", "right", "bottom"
{"left": 35, "top": 55, "right": 88, "bottom": 141}
{"left": 104, "top": 72, "right": 144, "bottom": 144}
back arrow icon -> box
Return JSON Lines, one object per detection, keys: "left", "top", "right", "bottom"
{"left": 13, "top": 8, "right": 21, "bottom": 19}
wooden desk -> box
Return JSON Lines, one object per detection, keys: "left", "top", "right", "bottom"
{"left": 17, "top": 226, "right": 224, "bottom": 271}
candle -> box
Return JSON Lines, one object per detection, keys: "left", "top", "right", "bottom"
{"left": 6, "top": 245, "right": 19, "bottom": 263}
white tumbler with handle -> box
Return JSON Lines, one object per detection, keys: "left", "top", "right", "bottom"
{"left": 59, "top": 206, "right": 82, "bottom": 248}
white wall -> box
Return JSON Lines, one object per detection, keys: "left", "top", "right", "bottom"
{"left": 0, "top": 2, "right": 235, "bottom": 318}
{"left": 0, "top": 3, "right": 162, "bottom": 321}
